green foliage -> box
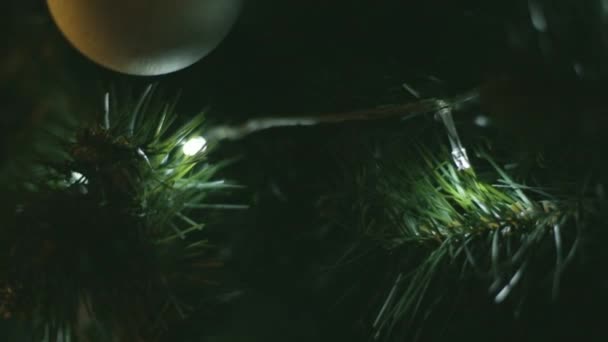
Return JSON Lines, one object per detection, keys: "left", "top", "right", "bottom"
{"left": 325, "top": 139, "right": 592, "bottom": 341}
{"left": 0, "top": 87, "right": 236, "bottom": 341}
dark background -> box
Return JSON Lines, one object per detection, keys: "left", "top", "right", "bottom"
{"left": 2, "top": 1, "right": 608, "bottom": 341}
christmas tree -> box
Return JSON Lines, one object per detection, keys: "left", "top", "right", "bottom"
{"left": 2, "top": 1, "right": 608, "bottom": 341}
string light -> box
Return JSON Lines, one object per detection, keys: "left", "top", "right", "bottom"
{"left": 182, "top": 136, "right": 208, "bottom": 156}
{"left": 70, "top": 171, "right": 88, "bottom": 184}
{"left": 436, "top": 105, "right": 471, "bottom": 171}
{"left": 451, "top": 147, "right": 471, "bottom": 171}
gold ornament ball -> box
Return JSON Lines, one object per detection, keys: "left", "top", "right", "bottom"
{"left": 47, "top": 0, "right": 242, "bottom": 75}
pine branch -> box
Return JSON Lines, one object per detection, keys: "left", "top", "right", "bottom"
{"left": 325, "top": 143, "right": 591, "bottom": 341}
{"left": 0, "top": 88, "right": 239, "bottom": 341}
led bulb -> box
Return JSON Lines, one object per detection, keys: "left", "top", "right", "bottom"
{"left": 436, "top": 106, "right": 472, "bottom": 171}
{"left": 183, "top": 136, "right": 207, "bottom": 156}
{"left": 70, "top": 171, "right": 87, "bottom": 184}
{"left": 474, "top": 115, "right": 491, "bottom": 127}
{"left": 451, "top": 147, "right": 471, "bottom": 171}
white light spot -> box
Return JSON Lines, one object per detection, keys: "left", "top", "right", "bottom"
{"left": 529, "top": 1, "right": 548, "bottom": 32}
{"left": 474, "top": 115, "right": 491, "bottom": 127}
{"left": 182, "top": 136, "right": 207, "bottom": 156}
{"left": 70, "top": 171, "right": 88, "bottom": 184}
{"left": 452, "top": 147, "right": 471, "bottom": 171}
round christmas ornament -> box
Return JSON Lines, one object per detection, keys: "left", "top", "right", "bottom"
{"left": 47, "top": 0, "right": 242, "bottom": 75}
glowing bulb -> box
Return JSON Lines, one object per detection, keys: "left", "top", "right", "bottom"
{"left": 451, "top": 147, "right": 471, "bottom": 171}
{"left": 182, "top": 136, "right": 207, "bottom": 156}
{"left": 474, "top": 115, "right": 491, "bottom": 127}
{"left": 70, "top": 171, "right": 88, "bottom": 184}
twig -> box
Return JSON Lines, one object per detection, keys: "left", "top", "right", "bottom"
{"left": 205, "top": 89, "right": 480, "bottom": 141}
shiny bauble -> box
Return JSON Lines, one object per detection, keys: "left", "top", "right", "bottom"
{"left": 47, "top": 0, "right": 242, "bottom": 75}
